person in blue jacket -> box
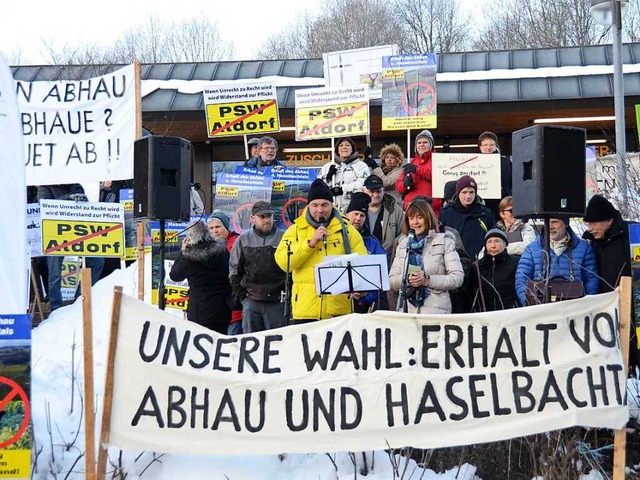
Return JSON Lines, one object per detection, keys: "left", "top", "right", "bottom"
{"left": 439, "top": 175, "right": 494, "bottom": 259}
{"left": 345, "top": 192, "right": 389, "bottom": 312}
{"left": 515, "top": 217, "right": 599, "bottom": 306}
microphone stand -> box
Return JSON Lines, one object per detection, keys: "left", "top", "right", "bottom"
{"left": 397, "top": 236, "right": 412, "bottom": 313}
{"left": 282, "top": 240, "right": 293, "bottom": 325}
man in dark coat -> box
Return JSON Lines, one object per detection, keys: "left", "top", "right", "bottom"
{"left": 439, "top": 175, "right": 494, "bottom": 259}
{"left": 473, "top": 229, "right": 519, "bottom": 311}
{"left": 169, "top": 220, "right": 231, "bottom": 334}
{"left": 477, "top": 131, "right": 512, "bottom": 219}
{"left": 582, "top": 194, "right": 639, "bottom": 368}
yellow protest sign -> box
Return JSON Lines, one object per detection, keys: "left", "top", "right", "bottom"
{"left": 203, "top": 82, "right": 280, "bottom": 138}
{"left": 295, "top": 85, "right": 370, "bottom": 141}
{"left": 42, "top": 220, "right": 124, "bottom": 257}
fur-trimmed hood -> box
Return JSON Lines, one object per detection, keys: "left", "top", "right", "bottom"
{"left": 182, "top": 238, "right": 227, "bottom": 262}
{"left": 379, "top": 143, "right": 404, "bottom": 165}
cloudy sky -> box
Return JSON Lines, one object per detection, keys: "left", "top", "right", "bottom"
{"left": 0, "top": 0, "right": 487, "bottom": 65}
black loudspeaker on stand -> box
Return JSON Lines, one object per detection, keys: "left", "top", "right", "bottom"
{"left": 511, "top": 125, "right": 586, "bottom": 218}
{"left": 134, "top": 135, "right": 191, "bottom": 221}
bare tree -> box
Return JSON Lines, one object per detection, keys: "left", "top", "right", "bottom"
{"left": 394, "top": 0, "right": 471, "bottom": 53}
{"left": 623, "top": 0, "right": 640, "bottom": 42}
{"left": 43, "top": 14, "right": 233, "bottom": 65}
{"left": 475, "top": 0, "right": 608, "bottom": 50}
{"left": 257, "top": 0, "right": 406, "bottom": 60}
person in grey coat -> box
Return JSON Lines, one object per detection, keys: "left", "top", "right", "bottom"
{"left": 389, "top": 198, "right": 464, "bottom": 314}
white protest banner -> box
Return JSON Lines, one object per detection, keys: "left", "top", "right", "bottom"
{"left": 203, "top": 81, "right": 280, "bottom": 137}
{"left": 0, "top": 53, "right": 28, "bottom": 314}
{"left": 17, "top": 64, "right": 136, "bottom": 186}
{"left": 432, "top": 153, "right": 502, "bottom": 199}
{"left": 107, "top": 291, "right": 627, "bottom": 456}
{"left": 26, "top": 203, "right": 42, "bottom": 258}
{"left": 295, "top": 85, "right": 369, "bottom": 141}
{"left": 40, "top": 199, "right": 125, "bottom": 258}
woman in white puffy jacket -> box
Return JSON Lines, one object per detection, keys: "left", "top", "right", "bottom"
{"left": 319, "top": 137, "right": 371, "bottom": 213}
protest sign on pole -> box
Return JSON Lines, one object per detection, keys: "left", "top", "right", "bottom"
{"left": 270, "top": 168, "right": 318, "bottom": 229}
{"left": 104, "top": 291, "right": 627, "bottom": 457}
{"left": 295, "top": 85, "right": 369, "bottom": 142}
{"left": 17, "top": 64, "right": 136, "bottom": 186}
{"left": 213, "top": 170, "right": 273, "bottom": 232}
{"left": 0, "top": 53, "right": 28, "bottom": 315}
{"left": 40, "top": 200, "right": 125, "bottom": 258}
{"left": 629, "top": 224, "right": 640, "bottom": 348}
{"left": 382, "top": 54, "right": 438, "bottom": 130}
{"left": 432, "top": 153, "right": 502, "bottom": 199}
{"left": 204, "top": 81, "right": 280, "bottom": 138}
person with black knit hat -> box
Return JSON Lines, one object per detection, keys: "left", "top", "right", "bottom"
{"left": 582, "top": 194, "right": 640, "bottom": 368}
{"left": 472, "top": 228, "right": 519, "bottom": 311}
{"left": 345, "top": 192, "right": 389, "bottom": 313}
{"left": 395, "top": 129, "right": 443, "bottom": 214}
{"left": 275, "top": 179, "right": 367, "bottom": 323}
{"left": 438, "top": 175, "right": 494, "bottom": 259}
{"left": 319, "top": 137, "right": 371, "bottom": 213}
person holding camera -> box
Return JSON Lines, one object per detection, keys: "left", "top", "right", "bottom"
{"left": 389, "top": 198, "right": 463, "bottom": 314}
{"left": 319, "top": 137, "right": 370, "bottom": 213}
{"left": 169, "top": 220, "right": 231, "bottom": 334}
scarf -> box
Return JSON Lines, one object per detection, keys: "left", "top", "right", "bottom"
{"left": 550, "top": 234, "right": 570, "bottom": 257}
{"left": 406, "top": 234, "right": 430, "bottom": 308}
{"left": 496, "top": 219, "right": 523, "bottom": 234}
{"left": 305, "top": 207, "right": 352, "bottom": 254}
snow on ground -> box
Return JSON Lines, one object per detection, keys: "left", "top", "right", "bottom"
{"left": 29, "top": 263, "right": 637, "bottom": 479}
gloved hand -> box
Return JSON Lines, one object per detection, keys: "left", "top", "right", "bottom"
{"left": 403, "top": 174, "right": 414, "bottom": 190}
{"left": 364, "top": 146, "right": 373, "bottom": 158}
{"left": 364, "top": 155, "right": 378, "bottom": 170}
{"left": 326, "top": 164, "right": 337, "bottom": 183}
{"left": 331, "top": 186, "right": 344, "bottom": 196}
{"left": 403, "top": 163, "right": 417, "bottom": 174}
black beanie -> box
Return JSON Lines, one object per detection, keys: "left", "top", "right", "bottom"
{"left": 307, "top": 179, "right": 333, "bottom": 203}
{"left": 584, "top": 195, "right": 617, "bottom": 222}
{"left": 444, "top": 180, "right": 457, "bottom": 201}
{"left": 346, "top": 192, "right": 371, "bottom": 214}
{"left": 484, "top": 228, "right": 508, "bottom": 246}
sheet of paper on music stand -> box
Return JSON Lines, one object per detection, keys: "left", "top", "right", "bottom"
{"left": 314, "top": 254, "right": 389, "bottom": 295}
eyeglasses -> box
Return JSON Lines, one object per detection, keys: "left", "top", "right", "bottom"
{"left": 501, "top": 208, "right": 513, "bottom": 213}
{"left": 260, "top": 146, "right": 277, "bottom": 151}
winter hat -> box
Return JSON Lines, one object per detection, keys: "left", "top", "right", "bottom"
{"left": 207, "top": 210, "right": 231, "bottom": 230}
{"left": 247, "top": 137, "right": 260, "bottom": 146}
{"left": 334, "top": 137, "right": 357, "bottom": 156}
{"left": 484, "top": 228, "right": 508, "bottom": 247}
{"left": 584, "top": 195, "right": 617, "bottom": 222}
{"left": 443, "top": 180, "right": 457, "bottom": 201}
{"left": 455, "top": 175, "right": 477, "bottom": 196}
{"left": 379, "top": 143, "right": 404, "bottom": 164}
{"left": 307, "top": 178, "right": 333, "bottom": 203}
{"left": 346, "top": 192, "right": 371, "bottom": 214}
{"left": 415, "top": 130, "right": 434, "bottom": 152}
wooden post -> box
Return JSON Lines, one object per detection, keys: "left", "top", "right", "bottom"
{"left": 29, "top": 267, "right": 45, "bottom": 325}
{"left": 613, "top": 277, "right": 632, "bottom": 480}
{"left": 97, "top": 287, "right": 123, "bottom": 480}
{"left": 134, "top": 59, "right": 142, "bottom": 139}
{"left": 81, "top": 269, "right": 96, "bottom": 480}
{"left": 137, "top": 221, "right": 145, "bottom": 301}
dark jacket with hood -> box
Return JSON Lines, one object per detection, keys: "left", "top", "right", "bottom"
{"left": 438, "top": 197, "right": 495, "bottom": 259}
{"left": 582, "top": 214, "right": 633, "bottom": 292}
{"left": 169, "top": 238, "right": 231, "bottom": 333}
{"left": 473, "top": 250, "right": 519, "bottom": 311}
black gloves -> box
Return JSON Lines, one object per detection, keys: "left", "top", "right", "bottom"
{"left": 403, "top": 163, "right": 417, "bottom": 174}
{"left": 364, "top": 146, "right": 373, "bottom": 158}
{"left": 364, "top": 156, "right": 378, "bottom": 170}
{"left": 326, "top": 164, "right": 337, "bottom": 183}
{"left": 331, "top": 186, "right": 344, "bottom": 196}
{"left": 403, "top": 174, "right": 414, "bottom": 190}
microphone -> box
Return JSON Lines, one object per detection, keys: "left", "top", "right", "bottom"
{"left": 407, "top": 229, "right": 416, "bottom": 243}
{"left": 318, "top": 216, "right": 328, "bottom": 251}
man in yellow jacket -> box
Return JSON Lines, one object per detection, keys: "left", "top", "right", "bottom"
{"left": 275, "top": 178, "right": 367, "bottom": 323}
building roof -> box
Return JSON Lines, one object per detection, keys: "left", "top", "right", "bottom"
{"left": 10, "top": 43, "right": 640, "bottom": 111}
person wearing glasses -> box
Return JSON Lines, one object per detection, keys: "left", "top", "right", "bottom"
{"left": 245, "top": 136, "right": 283, "bottom": 168}
{"left": 494, "top": 196, "right": 535, "bottom": 256}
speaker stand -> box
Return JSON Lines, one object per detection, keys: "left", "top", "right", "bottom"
{"left": 158, "top": 219, "right": 166, "bottom": 310}
{"left": 543, "top": 216, "right": 551, "bottom": 304}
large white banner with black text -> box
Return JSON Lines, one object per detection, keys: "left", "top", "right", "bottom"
{"left": 108, "top": 291, "right": 628, "bottom": 456}
{"left": 17, "top": 64, "right": 135, "bottom": 186}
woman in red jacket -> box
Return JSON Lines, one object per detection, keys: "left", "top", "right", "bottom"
{"left": 396, "top": 129, "right": 443, "bottom": 216}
